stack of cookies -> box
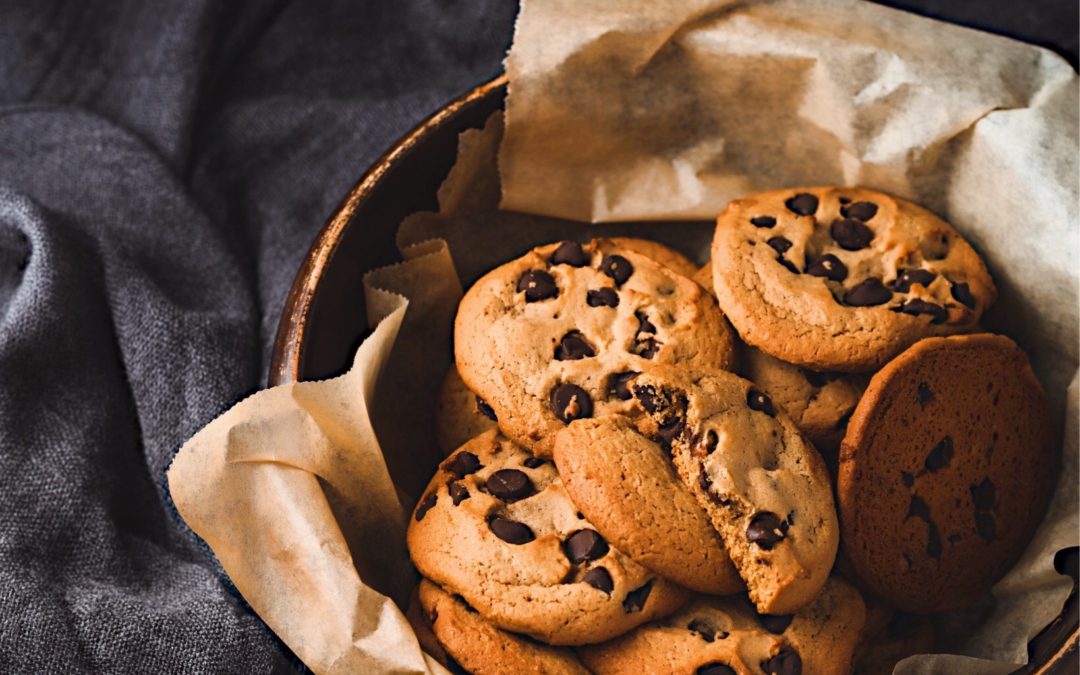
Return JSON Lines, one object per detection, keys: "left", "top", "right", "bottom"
{"left": 407, "top": 187, "right": 1056, "bottom": 675}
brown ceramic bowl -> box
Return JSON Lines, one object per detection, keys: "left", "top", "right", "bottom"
{"left": 268, "top": 76, "right": 1076, "bottom": 673}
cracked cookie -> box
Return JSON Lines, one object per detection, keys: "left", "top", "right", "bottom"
{"left": 455, "top": 238, "right": 737, "bottom": 457}
{"left": 838, "top": 333, "right": 1055, "bottom": 612}
{"left": 553, "top": 415, "right": 742, "bottom": 594}
{"left": 407, "top": 430, "right": 688, "bottom": 645}
{"left": 577, "top": 576, "right": 865, "bottom": 675}
{"left": 625, "top": 367, "right": 839, "bottom": 614}
{"left": 435, "top": 366, "right": 499, "bottom": 456}
{"left": 710, "top": 187, "right": 995, "bottom": 372}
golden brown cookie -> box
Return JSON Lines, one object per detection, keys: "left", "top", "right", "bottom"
{"left": 838, "top": 333, "right": 1055, "bottom": 612}
{"left": 435, "top": 366, "right": 499, "bottom": 456}
{"left": 554, "top": 415, "right": 742, "bottom": 594}
{"left": 607, "top": 237, "right": 699, "bottom": 278}
{"left": 407, "top": 431, "right": 689, "bottom": 645}
{"left": 710, "top": 187, "right": 995, "bottom": 372}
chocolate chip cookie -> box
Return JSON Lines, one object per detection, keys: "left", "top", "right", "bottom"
{"left": 710, "top": 187, "right": 996, "bottom": 372}
{"left": 435, "top": 366, "right": 499, "bottom": 455}
{"left": 412, "top": 579, "right": 591, "bottom": 675}
{"left": 577, "top": 577, "right": 866, "bottom": 675}
{"left": 407, "top": 430, "right": 688, "bottom": 645}
{"left": 607, "top": 237, "right": 699, "bottom": 278}
{"left": 455, "top": 238, "right": 737, "bottom": 457}
{"left": 838, "top": 333, "right": 1055, "bottom": 612}
{"left": 626, "top": 367, "right": 839, "bottom": 614}
{"left": 554, "top": 415, "right": 742, "bottom": 594}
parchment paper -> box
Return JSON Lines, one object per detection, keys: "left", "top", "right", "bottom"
{"left": 168, "top": 1, "right": 1078, "bottom": 673}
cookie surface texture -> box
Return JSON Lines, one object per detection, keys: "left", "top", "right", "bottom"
{"left": 710, "top": 187, "right": 995, "bottom": 372}
{"left": 435, "top": 366, "right": 499, "bottom": 455}
{"left": 455, "top": 238, "right": 737, "bottom": 457}
{"left": 407, "top": 431, "right": 688, "bottom": 645}
{"left": 554, "top": 415, "right": 742, "bottom": 594}
{"left": 415, "top": 579, "right": 591, "bottom": 675}
{"left": 838, "top": 333, "right": 1055, "bottom": 612}
{"left": 627, "top": 367, "right": 839, "bottom": 614}
{"left": 577, "top": 576, "right": 865, "bottom": 675}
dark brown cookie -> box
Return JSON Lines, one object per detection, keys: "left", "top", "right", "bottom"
{"left": 838, "top": 333, "right": 1055, "bottom": 612}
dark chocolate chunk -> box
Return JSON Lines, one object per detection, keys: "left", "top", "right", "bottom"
{"left": 699, "top": 466, "right": 713, "bottom": 492}
{"left": 523, "top": 456, "right": 548, "bottom": 469}
{"left": 583, "top": 567, "right": 614, "bottom": 593}
{"left": 970, "top": 478, "right": 996, "bottom": 511}
{"left": 767, "top": 236, "right": 793, "bottom": 254}
{"left": 703, "top": 429, "right": 719, "bottom": 454}
{"left": 475, "top": 396, "right": 497, "bottom": 421}
{"left": 586, "top": 287, "right": 619, "bottom": 308}
{"left": 891, "top": 268, "right": 937, "bottom": 293}
{"left": 601, "top": 255, "right": 634, "bottom": 286}
{"left": 564, "top": 529, "right": 609, "bottom": 563}
{"left": 635, "top": 310, "right": 657, "bottom": 335}
{"left": 688, "top": 619, "right": 720, "bottom": 642}
{"left": 696, "top": 664, "right": 737, "bottom": 675}
{"left": 633, "top": 338, "right": 661, "bottom": 359}
{"left": 757, "top": 612, "right": 794, "bottom": 634}
{"left": 975, "top": 512, "right": 997, "bottom": 542}
{"left": 747, "top": 512, "right": 786, "bottom": 550}
{"left": 841, "top": 200, "right": 878, "bottom": 221}
{"left": 550, "top": 241, "right": 589, "bottom": 267}
{"left": 893, "top": 299, "right": 948, "bottom": 324}
{"left": 634, "top": 384, "right": 664, "bottom": 414}
{"left": 761, "top": 648, "right": 802, "bottom": 675}
{"left": 751, "top": 215, "right": 777, "bottom": 228}
{"left": 805, "top": 253, "right": 847, "bottom": 282}
{"left": 927, "top": 520, "right": 942, "bottom": 559}
{"left": 488, "top": 516, "right": 535, "bottom": 544}
{"left": 550, "top": 383, "right": 593, "bottom": 423}
{"left": 917, "top": 382, "right": 934, "bottom": 406}
{"left": 906, "top": 495, "right": 931, "bottom": 521}
{"left": 901, "top": 471, "right": 915, "bottom": 488}
{"left": 844, "top": 278, "right": 892, "bottom": 306}
{"left": 785, "top": 193, "right": 819, "bottom": 216}
{"left": 608, "top": 371, "right": 639, "bottom": 401}
{"left": 951, "top": 281, "right": 976, "bottom": 309}
{"left": 747, "top": 388, "right": 776, "bottom": 416}
{"left": 415, "top": 492, "right": 437, "bottom": 521}
{"left": 830, "top": 218, "right": 874, "bottom": 250}
{"left": 622, "top": 581, "right": 653, "bottom": 613}
{"left": 448, "top": 481, "right": 470, "bottom": 506}
{"left": 924, "top": 436, "right": 954, "bottom": 472}
{"left": 443, "top": 451, "right": 482, "bottom": 477}
{"left": 656, "top": 417, "right": 686, "bottom": 448}
{"left": 555, "top": 331, "right": 597, "bottom": 360}
{"left": 486, "top": 469, "right": 535, "bottom": 501}
{"left": 777, "top": 257, "right": 800, "bottom": 274}
{"left": 517, "top": 270, "right": 558, "bottom": 302}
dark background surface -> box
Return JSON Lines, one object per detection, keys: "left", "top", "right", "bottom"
{"left": 0, "top": 1, "right": 1074, "bottom": 672}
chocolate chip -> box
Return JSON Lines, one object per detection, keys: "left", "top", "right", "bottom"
{"left": 830, "top": 218, "right": 874, "bottom": 250}
{"left": 924, "top": 436, "right": 954, "bottom": 472}
{"left": 841, "top": 201, "right": 878, "bottom": 221}
{"left": 656, "top": 417, "right": 686, "bottom": 448}
{"left": 583, "top": 567, "right": 613, "bottom": 593}
{"left": 747, "top": 512, "right": 786, "bottom": 550}
{"left": 892, "top": 268, "right": 937, "bottom": 293}
{"left": 415, "top": 493, "right": 437, "bottom": 521}
{"left": 474, "top": 396, "right": 497, "bottom": 421}
{"left": 634, "top": 384, "right": 664, "bottom": 414}
{"left": 776, "top": 257, "right": 800, "bottom": 274}
{"left": 907, "top": 495, "right": 931, "bottom": 521}
{"left": 633, "top": 338, "right": 661, "bottom": 359}
{"left": 564, "top": 529, "right": 609, "bottom": 563}
{"left": 696, "top": 664, "right": 737, "bottom": 675}
{"left": 448, "top": 481, "right": 470, "bottom": 506}
{"left": 488, "top": 516, "right": 535, "bottom": 544}
{"left": 767, "top": 236, "right": 793, "bottom": 254}
{"left": 761, "top": 648, "right": 802, "bottom": 675}
{"left": 443, "top": 451, "right": 482, "bottom": 477}
{"left": 751, "top": 216, "right": 777, "bottom": 228}
{"left": 917, "top": 382, "right": 934, "bottom": 406}
{"left": 805, "top": 253, "right": 847, "bottom": 282}
{"left": 523, "top": 456, "right": 548, "bottom": 469}
{"left": 747, "top": 389, "right": 776, "bottom": 416}
{"left": 688, "top": 619, "right": 720, "bottom": 642}
{"left": 785, "top": 193, "right": 819, "bottom": 216}
{"left": 635, "top": 310, "right": 657, "bottom": 335}
{"left": 601, "top": 255, "right": 633, "bottom": 286}
{"left": 893, "top": 299, "right": 948, "bottom": 324}
{"left": 757, "top": 612, "right": 794, "bottom": 634}
{"left": 927, "top": 521, "right": 942, "bottom": 559}
{"left": 951, "top": 281, "right": 976, "bottom": 309}
{"left": 703, "top": 429, "right": 719, "bottom": 454}
{"left": 555, "top": 331, "right": 596, "bottom": 360}
{"left": 550, "top": 241, "right": 589, "bottom": 267}
{"left": 844, "top": 278, "right": 892, "bottom": 306}
{"left": 901, "top": 471, "right": 915, "bottom": 488}
{"left": 517, "top": 270, "right": 558, "bottom": 302}
{"left": 586, "top": 287, "right": 619, "bottom": 307}
{"left": 550, "top": 383, "right": 593, "bottom": 423}
{"left": 975, "top": 512, "right": 997, "bottom": 542}
{"left": 486, "top": 469, "right": 534, "bottom": 502}
{"left": 970, "top": 478, "right": 996, "bottom": 510}
{"left": 622, "top": 581, "right": 653, "bottom": 613}
{"left": 608, "top": 372, "right": 639, "bottom": 401}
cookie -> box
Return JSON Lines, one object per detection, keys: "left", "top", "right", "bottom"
{"left": 626, "top": 367, "right": 839, "bottom": 614}
{"left": 607, "top": 237, "right": 699, "bottom": 278}
{"left": 435, "top": 366, "right": 499, "bottom": 455}
{"left": 577, "top": 577, "right": 866, "bottom": 675}
{"left": 455, "top": 238, "right": 737, "bottom": 457}
{"left": 413, "top": 579, "right": 591, "bottom": 675}
{"left": 838, "top": 333, "right": 1055, "bottom": 612}
{"left": 710, "top": 187, "right": 996, "bottom": 372}
{"left": 554, "top": 415, "right": 742, "bottom": 594}
{"left": 407, "top": 430, "right": 689, "bottom": 645}
{"left": 405, "top": 583, "right": 455, "bottom": 670}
